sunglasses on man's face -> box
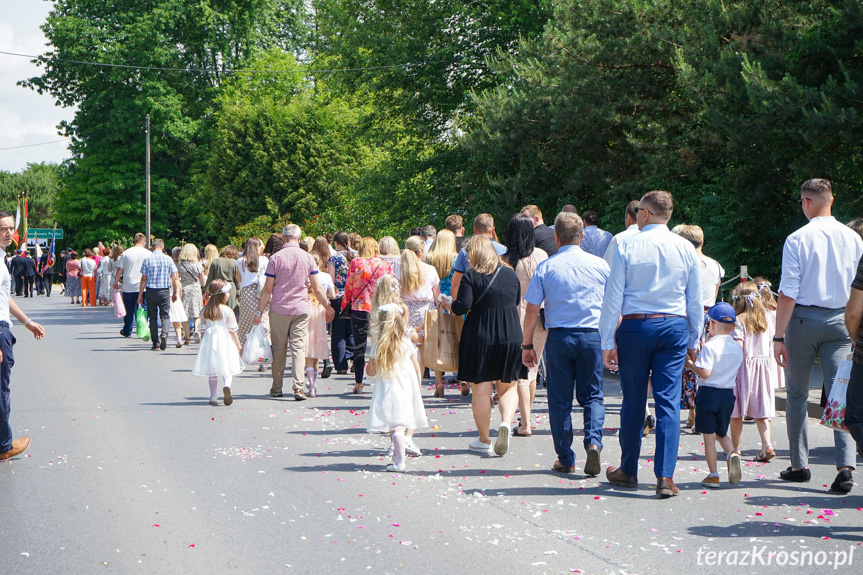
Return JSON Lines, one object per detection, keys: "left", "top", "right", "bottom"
{"left": 634, "top": 207, "right": 653, "bottom": 215}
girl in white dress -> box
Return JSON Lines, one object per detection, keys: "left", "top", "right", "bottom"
{"left": 366, "top": 301, "right": 429, "bottom": 472}
{"left": 193, "top": 280, "right": 245, "bottom": 406}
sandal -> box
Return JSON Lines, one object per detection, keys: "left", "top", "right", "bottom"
{"left": 352, "top": 383, "right": 364, "bottom": 394}
{"left": 460, "top": 382, "right": 470, "bottom": 396}
{"left": 754, "top": 449, "right": 775, "bottom": 462}
{"left": 512, "top": 427, "right": 532, "bottom": 437}
{"left": 434, "top": 381, "right": 445, "bottom": 398}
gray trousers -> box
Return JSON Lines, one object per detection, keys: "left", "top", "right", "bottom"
{"left": 785, "top": 305, "right": 857, "bottom": 469}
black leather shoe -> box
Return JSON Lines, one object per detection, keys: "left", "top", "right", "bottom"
{"left": 159, "top": 334, "right": 167, "bottom": 350}
{"left": 830, "top": 470, "right": 853, "bottom": 493}
{"left": 780, "top": 467, "right": 811, "bottom": 482}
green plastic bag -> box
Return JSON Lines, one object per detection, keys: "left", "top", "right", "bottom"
{"left": 136, "top": 307, "right": 150, "bottom": 341}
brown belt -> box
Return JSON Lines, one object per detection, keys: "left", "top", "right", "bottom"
{"left": 621, "top": 313, "right": 685, "bottom": 320}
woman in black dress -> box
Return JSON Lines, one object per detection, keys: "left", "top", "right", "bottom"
{"left": 450, "top": 236, "right": 526, "bottom": 457}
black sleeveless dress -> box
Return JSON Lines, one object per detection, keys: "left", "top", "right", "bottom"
{"left": 451, "top": 266, "right": 527, "bottom": 383}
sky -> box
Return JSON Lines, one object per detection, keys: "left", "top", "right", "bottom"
{"left": 0, "top": 1, "right": 74, "bottom": 173}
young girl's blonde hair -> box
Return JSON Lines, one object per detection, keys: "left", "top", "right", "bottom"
{"left": 400, "top": 235, "right": 426, "bottom": 294}
{"left": 371, "top": 274, "right": 401, "bottom": 310}
{"left": 731, "top": 282, "right": 767, "bottom": 334}
{"left": 370, "top": 302, "right": 410, "bottom": 374}
{"left": 752, "top": 276, "right": 777, "bottom": 311}
{"left": 203, "top": 279, "right": 229, "bottom": 321}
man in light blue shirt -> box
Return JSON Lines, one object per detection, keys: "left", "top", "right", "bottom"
{"left": 599, "top": 191, "right": 702, "bottom": 498}
{"left": 523, "top": 212, "right": 610, "bottom": 477}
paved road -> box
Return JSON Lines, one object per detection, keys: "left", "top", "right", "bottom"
{"left": 2, "top": 296, "right": 861, "bottom": 574}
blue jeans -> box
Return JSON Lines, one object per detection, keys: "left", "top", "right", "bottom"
{"left": 329, "top": 297, "right": 354, "bottom": 371}
{"left": 617, "top": 316, "right": 688, "bottom": 479}
{"left": 0, "top": 321, "right": 17, "bottom": 453}
{"left": 545, "top": 328, "right": 605, "bottom": 467}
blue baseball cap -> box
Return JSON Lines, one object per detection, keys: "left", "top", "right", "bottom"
{"left": 708, "top": 302, "right": 736, "bottom": 324}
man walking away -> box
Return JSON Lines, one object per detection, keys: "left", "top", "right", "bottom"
{"left": 137, "top": 239, "right": 180, "bottom": 351}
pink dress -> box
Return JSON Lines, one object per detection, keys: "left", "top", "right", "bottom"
{"left": 732, "top": 313, "right": 777, "bottom": 419}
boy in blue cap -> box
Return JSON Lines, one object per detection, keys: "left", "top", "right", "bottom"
{"left": 686, "top": 302, "right": 745, "bottom": 488}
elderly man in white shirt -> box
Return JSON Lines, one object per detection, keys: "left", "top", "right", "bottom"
{"left": 774, "top": 178, "right": 863, "bottom": 492}
{"left": 603, "top": 200, "right": 641, "bottom": 265}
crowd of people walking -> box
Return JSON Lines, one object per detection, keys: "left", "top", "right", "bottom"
{"left": 14, "top": 178, "right": 862, "bottom": 498}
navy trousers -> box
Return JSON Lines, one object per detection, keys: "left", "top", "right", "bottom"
{"left": 121, "top": 291, "right": 139, "bottom": 336}
{"left": 545, "top": 328, "right": 605, "bottom": 467}
{"left": 0, "top": 321, "right": 17, "bottom": 453}
{"left": 617, "top": 317, "right": 688, "bottom": 479}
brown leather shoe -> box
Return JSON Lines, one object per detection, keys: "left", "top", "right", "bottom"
{"left": 656, "top": 476, "right": 680, "bottom": 498}
{"left": 0, "top": 436, "right": 31, "bottom": 461}
{"left": 552, "top": 459, "right": 575, "bottom": 473}
{"left": 584, "top": 445, "right": 601, "bottom": 477}
{"left": 606, "top": 465, "right": 638, "bottom": 489}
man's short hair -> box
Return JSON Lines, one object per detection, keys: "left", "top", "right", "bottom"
{"left": 673, "top": 224, "right": 703, "bottom": 248}
{"left": 625, "top": 200, "right": 639, "bottom": 220}
{"left": 473, "top": 213, "right": 495, "bottom": 234}
{"left": 640, "top": 191, "right": 674, "bottom": 219}
{"left": 282, "top": 224, "right": 302, "bottom": 239}
{"left": 420, "top": 225, "right": 436, "bottom": 239}
{"left": 582, "top": 210, "right": 599, "bottom": 226}
{"left": 134, "top": 233, "right": 146, "bottom": 244}
{"left": 0, "top": 210, "right": 13, "bottom": 220}
{"left": 848, "top": 218, "right": 863, "bottom": 241}
{"left": 560, "top": 204, "right": 577, "bottom": 214}
{"left": 521, "top": 205, "right": 543, "bottom": 221}
{"left": 801, "top": 178, "right": 832, "bottom": 196}
{"left": 554, "top": 212, "right": 584, "bottom": 245}
{"left": 409, "top": 227, "right": 421, "bottom": 237}
{"left": 445, "top": 214, "right": 463, "bottom": 233}
{"left": 151, "top": 238, "right": 165, "bottom": 250}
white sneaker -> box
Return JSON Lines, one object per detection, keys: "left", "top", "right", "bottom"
{"left": 494, "top": 423, "right": 511, "bottom": 456}
{"left": 405, "top": 439, "right": 422, "bottom": 457}
{"left": 468, "top": 438, "right": 493, "bottom": 453}
{"left": 386, "top": 462, "right": 406, "bottom": 472}
{"left": 727, "top": 452, "right": 742, "bottom": 485}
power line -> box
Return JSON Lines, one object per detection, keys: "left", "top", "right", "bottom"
{"left": 0, "top": 139, "right": 69, "bottom": 151}
{"left": 0, "top": 50, "right": 425, "bottom": 75}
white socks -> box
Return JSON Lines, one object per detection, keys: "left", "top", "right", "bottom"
{"left": 208, "top": 377, "right": 218, "bottom": 401}
{"left": 391, "top": 429, "right": 407, "bottom": 468}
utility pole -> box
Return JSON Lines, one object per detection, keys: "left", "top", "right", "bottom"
{"left": 145, "top": 114, "right": 151, "bottom": 248}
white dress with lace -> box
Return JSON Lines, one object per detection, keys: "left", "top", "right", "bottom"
{"left": 192, "top": 305, "right": 246, "bottom": 377}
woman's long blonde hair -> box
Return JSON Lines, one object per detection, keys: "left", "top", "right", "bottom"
{"left": 203, "top": 244, "right": 219, "bottom": 267}
{"left": 370, "top": 301, "right": 410, "bottom": 375}
{"left": 731, "top": 282, "right": 767, "bottom": 334}
{"left": 202, "top": 279, "right": 228, "bottom": 321}
{"left": 400, "top": 235, "right": 425, "bottom": 294}
{"left": 426, "top": 229, "right": 457, "bottom": 280}
{"left": 311, "top": 237, "right": 330, "bottom": 272}
{"left": 465, "top": 235, "right": 500, "bottom": 275}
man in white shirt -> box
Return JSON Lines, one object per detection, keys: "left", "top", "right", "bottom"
{"left": 599, "top": 191, "right": 703, "bottom": 498}
{"left": 0, "top": 210, "right": 46, "bottom": 461}
{"left": 114, "top": 233, "right": 152, "bottom": 338}
{"left": 582, "top": 210, "right": 612, "bottom": 257}
{"left": 603, "top": 201, "right": 640, "bottom": 265}
{"left": 774, "top": 178, "right": 863, "bottom": 492}
{"left": 673, "top": 224, "right": 725, "bottom": 307}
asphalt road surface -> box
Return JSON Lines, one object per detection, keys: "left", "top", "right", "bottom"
{"left": 1, "top": 296, "right": 861, "bottom": 574}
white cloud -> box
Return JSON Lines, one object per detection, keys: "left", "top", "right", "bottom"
{"left": 0, "top": 1, "right": 75, "bottom": 172}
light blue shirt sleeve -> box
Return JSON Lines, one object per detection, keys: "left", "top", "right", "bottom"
{"left": 685, "top": 256, "right": 704, "bottom": 348}
{"left": 599, "top": 246, "right": 626, "bottom": 349}
{"left": 453, "top": 249, "right": 468, "bottom": 274}
{"left": 524, "top": 270, "right": 544, "bottom": 306}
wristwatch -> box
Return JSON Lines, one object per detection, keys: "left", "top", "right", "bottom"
{"left": 254, "top": 311, "right": 263, "bottom": 317}
{"left": 521, "top": 343, "right": 534, "bottom": 350}
{"left": 772, "top": 337, "right": 784, "bottom": 343}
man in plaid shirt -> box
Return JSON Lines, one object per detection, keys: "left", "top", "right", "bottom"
{"left": 137, "top": 239, "right": 180, "bottom": 351}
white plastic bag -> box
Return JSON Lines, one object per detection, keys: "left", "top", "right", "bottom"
{"left": 821, "top": 357, "right": 852, "bottom": 432}
{"left": 242, "top": 324, "right": 271, "bottom": 365}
